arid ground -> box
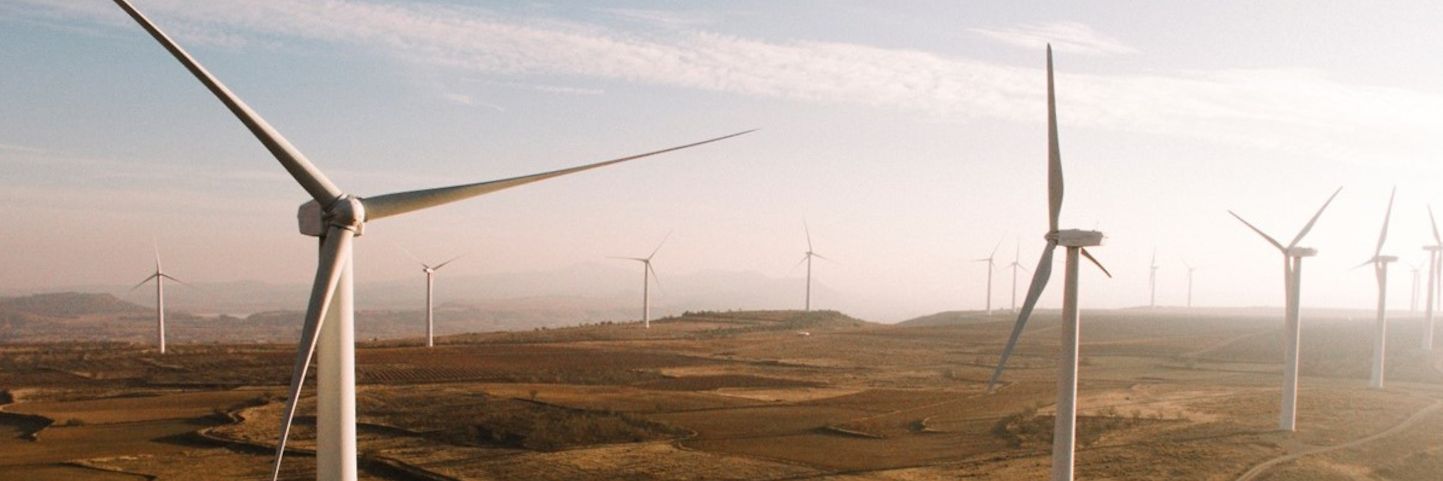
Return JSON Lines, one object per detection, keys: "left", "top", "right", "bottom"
{"left": 2, "top": 308, "right": 1441, "bottom": 480}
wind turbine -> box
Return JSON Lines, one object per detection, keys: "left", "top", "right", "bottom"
{"left": 797, "top": 223, "right": 829, "bottom": 311}
{"left": 1008, "top": 239, "right": 1025, "bottom": 313}
{"left": 415, "top": 254, "right": 463, "bottom": 348}
{"left": 986, "top": 46, "right": 1112, "bottom": 481}
{"left": 1183, "top": 260, "right": 1198, "bottom": 308}
{"left": 1357, "top": 188, "right": 1395, "bottom": 389}
{"left": 1424, "top": 207, "right": 1442, "bottom": 351}
{"left": 611, "top": 233, "right": 669, "bottom": 329}
{"left": 130, "top": 243, "right": 187, "bottom": 354}
{"left": 1229, "top": 186, "right": 1341, "bottom": 432}
{"left": 111, "top": 2, "right": 751, "bottom": 480}
{"left": 1410, "top": 262, "right": 1420, "bottom": 313}
{"left": 1148, "top": 249, "right": 1159, "bottom": 308}
{"left": 975, "top": 240, "right": 1003, "bottom": 315}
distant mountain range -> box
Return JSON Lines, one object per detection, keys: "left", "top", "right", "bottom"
{"left": 3, "top": 263, "right": 842, "bottom": 319}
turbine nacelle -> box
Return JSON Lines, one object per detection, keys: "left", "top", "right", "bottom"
{"left": 1425, "top": 245, "right": 1443, "bottom": 252}
{"left": 1371, "top": 255, "right": 1399, "bottom": 264}
{"left": 298, "top": 196, "right": 367, "bottom": 237}
{"left": 1050, "top": 229, "right": 1104, "bottom": 247}
{"left": 1285, "top": 246, "right": 1317, "bottom": 257}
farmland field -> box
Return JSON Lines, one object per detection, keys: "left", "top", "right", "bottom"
{"left": 1, "top": 308, "right": 1440, "bottom": 480}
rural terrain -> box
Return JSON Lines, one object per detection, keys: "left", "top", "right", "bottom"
{"left": 2, "top": 298, "right": 1441, "bottom": 480}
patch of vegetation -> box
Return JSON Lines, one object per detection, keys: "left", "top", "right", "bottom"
{"left": 991, "top": 405, "right": 1145, "bottom": 448}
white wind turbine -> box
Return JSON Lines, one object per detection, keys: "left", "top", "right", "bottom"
{"left": 986, "top": 46, "right": 1112, "bottom": 481}
{"left": 111, "top": 2, "right": 751, "bottom": 480}
{"left": 1357, "top": 188, "right": 1395, "bottom": 389}
{"left": 1229, "top": 186, "right": 1341, "bottom": 432}
{"left": 1183, "top": 260, "right": 1198, "bottom": 308}
{"left": 1148, "top": 249, "right": 1159, "bottom": 308}
{"left": 611, "top": 233, "right": 670, "bottom": 329}
{"left": 1410, "top": 262, "right": 1420, "bottom": 313}
{"left": 1424, "top": 207, "right": 1442, "bottom": 351}
{"left": 797, "top": 224, "right": 830, "bottom": 312}
{"left": 1008, "top": 239, "right": 1025, "bottom": 313}
{"left": 412, "top": 253, "right": 463, "bottom": 349}
{"left": 130, "top": 243, "right": 187, "bottom": 354}
{"left": 974, "top": 240, "right": 1003, "bottom": 315}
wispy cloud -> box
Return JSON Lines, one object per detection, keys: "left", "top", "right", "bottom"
{"left": 11, "top": 0, "right": 1443, "bottom": 160}
{"left": 971, "top": 21, "right": 1138, "bottom": 56}
{"left": 441, "top": 92, "right": 505, "bottom": 111}
{"left": 597, "top": 7, "right": 718, "bottom": 29}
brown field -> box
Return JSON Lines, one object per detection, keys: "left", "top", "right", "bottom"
{"left": 1, "top": 308, "right": 1441, "bottom": 480}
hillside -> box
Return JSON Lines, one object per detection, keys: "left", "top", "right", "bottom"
{"left": 0, "top": 292, "right": 147, "bottom": 318}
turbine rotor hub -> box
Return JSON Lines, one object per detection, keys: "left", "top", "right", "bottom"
{"left": 297, "top": 195, "right": 366, "bottom": 237}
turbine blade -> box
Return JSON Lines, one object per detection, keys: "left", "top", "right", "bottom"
{"left": 130, "top": 273, "right": 161, "bottom": 292}
{"left": 1080, "top": 248, "right": 1112, "bottom": 278}
{"left": 433, "top": 255, "right": 465, "bottom": 271}
{"left": 608, "top": 256, "right": 649, "bottom": 262}
{"left": 1287, "top": 186, "right": 1342, "bottom": 249}
{"left": 1375, "top": 187, "right": 1395, "bottom": 257}
{"left": 1046, "top": 45, "right": 1063, "bottom": 233}
{"left": 112, "top": 0, "right": 343, "bottom": 206}
{"left": 1228, "top": 210, "right": 1285, "bottom": 252}
{"left": 270, "top": 227, "right": 354, "bottom": 481}
{"left": 647, "top": 231, "right": 672, "bottom": 260}
{"left": 987, "top": 242, "right": 1057, "bottom": 392}
{"left": 1353, "top": 258, "right": 1377, "bottom": 270}
{"left": 158, "top": 273, "right": 193, "bottom": 287}
{"left": 361, "top": 130, "right": 755, "bottom": 221}
{"left": 153, "top": 239, "right": 162, "bottom": 272}
{"left": 647, "top": 262, "right": 662, "bottom": 290}
{"left": 805, "top": 221, "right": 814, "bottom": 253}
{"left": 791, "top": 254, "right": 810, "bottom": 271}
{"left": 989, "top": 239, "right": 1003, "bottom": 259}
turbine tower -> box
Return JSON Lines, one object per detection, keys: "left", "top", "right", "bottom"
{"left": 611, "top": 233, "right": 670, "bottom": 329}
{"left": 416, "top": 255, "right": 462, "bottom": 348}
{"left": 975, "top": 240, "right": 1002, "bottom": 315}
{"left": 1410, "top": 262, "right": 1420, "bottom": 313}
{"left": 111, "top": 2, "right": 751, "bottom": 480}
{"left": 1425, "top": 207, "right": 1442, "bottom": 351}
{"left": 1229, "top": 186, "right": 1341, "bottom": 432}
{"left": 1148, "top": 249, "right": 1159, "bottom": 308}
{"left": 131, "top": 243, "right": 186, "bottom": 354}
{"left": 1183, "top": 260, "right": 1197, "bottom": 308}
{"left": 1357, "top": 189, "right": 1395, "bottom": 389}
{"left": 1008, "top": 239, "right": 1024, "bottom": 313}
{"left": 987, "top": 46, "right": 1112, "bottom": 481}
{"left": 797, "top": 223, "right": 829, "bottom": 311}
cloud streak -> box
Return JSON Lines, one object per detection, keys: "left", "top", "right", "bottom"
{"left": 12, "top": 0, "right": 1443, "bottom": 160}
{"left": 971, "top": 21, "right": 1138, "bottom": 56}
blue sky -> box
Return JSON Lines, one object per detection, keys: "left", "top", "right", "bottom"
{"left": 3, "top": 0, "right": 1443, "bottom": 320}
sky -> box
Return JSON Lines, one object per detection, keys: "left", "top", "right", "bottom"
{"left": 3, "top": 0, "right": 1443, "bottom": 322}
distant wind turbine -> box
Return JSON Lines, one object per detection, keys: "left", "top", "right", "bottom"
{"left": 611, "top": 233, "right": 670, "bottom": 329}
{"left": 1357, "top": 188, "right": 1395, "bottom": 389}
{"left": 1008, "top": 239, "right": 1025, "bottom": 313}
{"left": 1424, "top": 206, "right": 1442, "bottom": 351}
{"left": 1183, "top": 260, "right": 1198, "bottom": 308}
{"left": 986, "top": 46, "right": 1112, "bottom": 481}
{"left": 414, "top": 253, "right": 463, "bottom": 348}
{"left": 130, "top": 243, "right": 187, "bottom": 354}
{"left": 797, "top": 223, "right": 829, "bottom": 311}
{"left": 975, "top": 240, "right": 1003, "bottom": 315}
{"left": 111, "top": 1, "right": 752, "bottom": 480}
{"left": 1148, "top": 249, "right": 1159, "bottom": 308}
{"left": 1410, "top": 262, "right": 1420, "bottom": 313}
{"left": 1229, "top": 186, "right": 1341, "bottom": 432}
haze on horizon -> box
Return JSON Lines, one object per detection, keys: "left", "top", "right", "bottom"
{"left": 4, "top": 0, "right": 1443, "bottom": 322}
